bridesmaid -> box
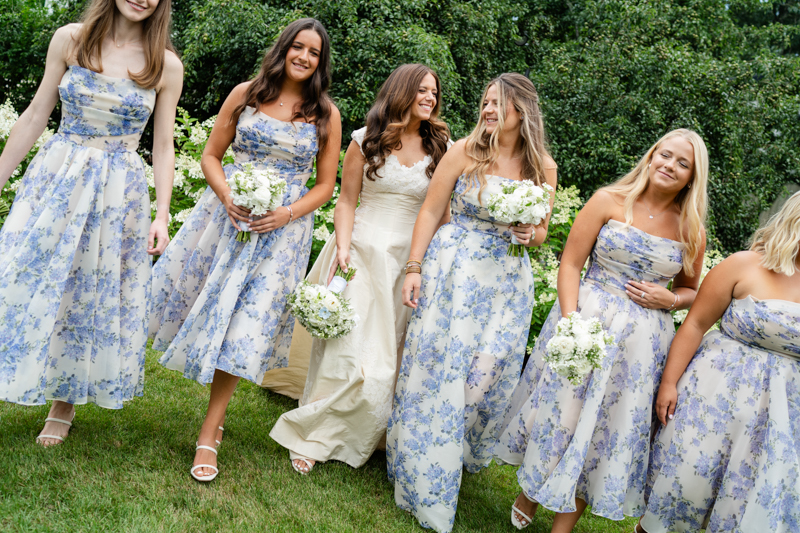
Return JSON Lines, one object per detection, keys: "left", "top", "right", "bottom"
{"left": 496, "top": 129, "right": 708, "bottom": 532}
{"left": 270, "top": 64, "right": 451, "bottom": 474}
{"left": 639, "top": 191, "right": 800, "bottom": 533}
{"left": 387, "top": 73, "right": 558, "bottom": 533}
{"left": 148, "top": 19, "right": 341, "bottom": 481}
{"left": 0, "top": 0, "right": 182, "bottom": 444}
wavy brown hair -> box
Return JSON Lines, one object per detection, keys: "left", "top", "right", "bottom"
{"left": 361, "top": 64, "right": 450, "bottom": 180}
{"left": 463, "top": 73, "right": 553, "bottom": 200}
{"left": 232, "top": 18, "right": 333, "bottom": 153}
{"left": 72, "top": 0, "right": 176, "bottom": 90}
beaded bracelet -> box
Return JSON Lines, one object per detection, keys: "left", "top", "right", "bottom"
{"left": 285, "top": 205, "right": 294, "bottom": 222}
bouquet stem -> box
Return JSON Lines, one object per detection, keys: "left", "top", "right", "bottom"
{"left": 508, "top": 224, "right": 524, "bottom": 257}
{"left": 236, "top": 230, "right": 251, "bottom": 243}
{"left": 328, "top": 264, "right": 356, "bottom": 294}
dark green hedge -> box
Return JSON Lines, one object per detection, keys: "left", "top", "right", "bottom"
{"left": 2, "top": 0, "right": 799, "bottom": 252}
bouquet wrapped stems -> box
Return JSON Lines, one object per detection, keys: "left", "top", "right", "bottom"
{"left": 236, "top": 220, "right": 253, "bottom": 243}
{"left": 508, "top": 223, "right": 525, "bottom": 257}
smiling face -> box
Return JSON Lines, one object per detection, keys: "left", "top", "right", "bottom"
{"left": 114, "top": 0, "right": 158, "bottom": 22}
{"left": 648, "top": 136, "right": 695, "bottom": 194}
{"left": 408, "top": 73, "right": 438, "bottom": 122}
{"left": 482, "top": 84, "right": 521, "bottom": 135}
{"left": 284, "top": 29, "right": 322, "bottom": 83}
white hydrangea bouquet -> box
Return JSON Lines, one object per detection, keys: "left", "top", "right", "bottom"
{"left": 544, "top": 312, "right": 613, "bottom": 385}
{"left": 227, "top": 163, "right": 286, "bottom": 242}
{"left": 487, "top": 181, "right": 554, "bottom": 257}
{"left": 288, "top": 265, "right": 357, "bottom": 339}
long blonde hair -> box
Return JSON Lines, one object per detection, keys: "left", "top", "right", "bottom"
{"left": 602, "top": 129, "right": 708, "bottom": 276}
{"left": 750, "top": 191, "right": 800, "bottom": 276}
{"left": 72, "top": 0, "right": 177, "bottom": 90}
{"left": 463, "top": 73, "right": 552, "bottom": 201}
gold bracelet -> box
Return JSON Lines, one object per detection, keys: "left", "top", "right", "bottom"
{"left": 406, "top": 260, "right": 422, "bottom": 266}
{"left": 405, "top": 265, "right": 421, "bottom": 274}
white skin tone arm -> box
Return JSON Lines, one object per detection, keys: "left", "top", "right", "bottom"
{"left": 556, "top": 189, "right": 705, "bottom": 318}
{"left": 147, "top": 52, "right": 183, "bottom": 254}
{"left": 0, "top": 24, "right": 182, "bottom": 255}
{"left": 201, "top": 82, "right": 341, "bottom": 233}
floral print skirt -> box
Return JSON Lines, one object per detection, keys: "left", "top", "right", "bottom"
{"left": 0, "top": 136, "right": 150, "bottom": 408}
{"left": 386, "top": 222, "right": 534, "bottom": 533}
{"left": 496, "top": 280, "right": 677, "bottom": 520}
{"left": 149, "top": 187, "right": 313, "bottom": 385}
{"left": 642, "top": 331, "right": 800, "bottom": 533}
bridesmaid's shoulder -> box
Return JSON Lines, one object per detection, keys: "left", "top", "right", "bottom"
{"left": 543, "top": 154, "right": 557, "bottom": 169}
{"left": 440, "top": 138, "right": 469, "bottom": 166}
{"left": 720, "top": 250, "right": 761, "bottom": 270}
{"left": 52, "top": 23, "right": 81, "bottom": 52}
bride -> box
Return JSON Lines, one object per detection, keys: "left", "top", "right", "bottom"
{"left": 269, "top": 63, "right": 451, "bottom": 474}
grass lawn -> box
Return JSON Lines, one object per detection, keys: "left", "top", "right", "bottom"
{"left": 1, "top": 345, "right": 640, "bottom": 533}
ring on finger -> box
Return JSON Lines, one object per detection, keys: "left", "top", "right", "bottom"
{"left": 641, "top": 291, "right": 646, "bottom": 298}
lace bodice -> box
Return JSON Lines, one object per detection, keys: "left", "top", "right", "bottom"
{"left": 721, "top": 296, "right": 800, "bottom": 360}
{"left": 351, "top": 127, "right": 432, "bottom": 204}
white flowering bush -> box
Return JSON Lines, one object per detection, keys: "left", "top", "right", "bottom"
{"left": 488, "top": 180, "right": 554, "bottom": 256}
{"left": 0, "top": 99, "right": 55, "bottom": 226}
{"left": 545, "top": 312, "right": 613, "bottom": 385}
{"left": 288, "top": 265, "right": 357, "bottom": 338}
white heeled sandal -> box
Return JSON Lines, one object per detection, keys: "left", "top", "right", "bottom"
{"left": 190, "top": 444, "right": 219, "bottom": 482}
{"left": 216, "top": 426, "right": 224, "bottom": 446}
{"left": 510, "top": 492, "right": 536, "bottom": 530}
{"left": 35, "top": 416, "right": 74, "bottom": 445}
{"left": 291, "top": 457, "right": 314, "bottom": 475}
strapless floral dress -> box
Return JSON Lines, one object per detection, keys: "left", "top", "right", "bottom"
{"left": 642, "top": 296, "right": 800, "bottom": 533}
{"left": 149, "top": 107, "right": 317, "bottom": 386}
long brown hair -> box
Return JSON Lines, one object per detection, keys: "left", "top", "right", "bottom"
{"left": 232, "top": 18, "right": 333, "bottom": 153}
{"left": 464, "top": 73, "right": 552, "bottom": 199}
{"left": 362, "top": 64, "right": 450, "bottom": 180}
{"left": 72, "top": 0, "right": 176, "bottom": 90}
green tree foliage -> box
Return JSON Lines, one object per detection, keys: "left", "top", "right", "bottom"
{"left": 1, "top": 0, "right": 799, "bottom": 251}
{"left": 518, "top": 0, "right": 800, "bottom": 251}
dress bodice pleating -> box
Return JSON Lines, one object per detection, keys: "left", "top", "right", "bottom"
{"left": 720, "top": 296, "right": 800, "bottom": 359}
{"left": 449, "top": 174, "right": 520, "bottom": 243}
{"left": 57, "top": 65, "right": 155, "bottom": 152}
{"left": 584, "top": 219, "right": 685, "bottom": 296}
{"left": 233, "top": 107, "right": 317, "bottom": 173}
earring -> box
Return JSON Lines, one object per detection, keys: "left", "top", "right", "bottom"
{"left": 688, "top": 183, "right": 692, "bottom": 189}
{"left": 647, "top": 163, "right": 651, "bottom": 168}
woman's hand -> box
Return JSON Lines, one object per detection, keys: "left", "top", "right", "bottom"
{"left": 625, "top": 280, "right": 675, "bottom": 309}
{"left": 222, "top": 194, "right": 251, "bottom": 231}
{"left": 403, "top": 272, "right": 421, "bottom": 308}
{"left": 655, "top": 382, "right": 678, "bottom": 425}
{"left": 511, "top": 223, "right": 534, "bottom": 246}
{"left": 327, "top": 246, "right": 352, "bottom": 286}
{"left": 248, "top": 206, "right": 291, "bottom": 234}
{"left": 147, "top": 217, "right": 170, "bottom": 255}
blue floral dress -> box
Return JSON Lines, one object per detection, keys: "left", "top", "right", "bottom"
{"left": 0, "top": 65, "right": 155, "bottom": 408}
{"left": 386, "top": 174, "right": 536, "bottom": 533}
{"left": 642, "top": 296, "right": 800, "bottom": 533}
{"left": 149, "top": 107, "right": 317, "bottom": 386}
{"left": 496, "top": 219, "right": 685, "bottom": 520}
